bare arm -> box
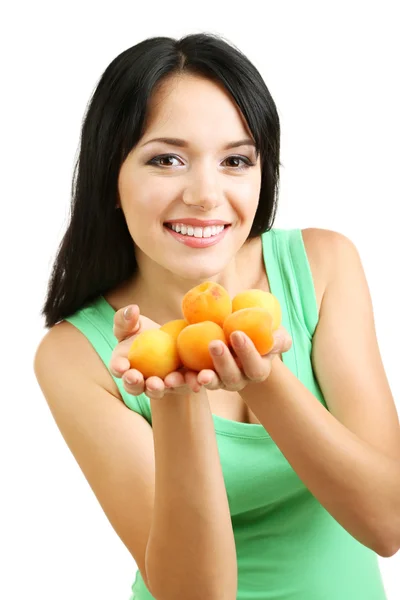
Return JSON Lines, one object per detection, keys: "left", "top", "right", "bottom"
{"left": 240, "top": 230, "right": 400, "bottom": 557}
{"left": 241, "top": 357, "right": 400, "bottom": 557}
{"left": 146, "top": 390, "right": 237, "bottom": 600}
{"left": 111, "top": 302, "right": 238, "bottom": 598}
{"left": 34, "top": 319, "right": 237, "bottom": 600}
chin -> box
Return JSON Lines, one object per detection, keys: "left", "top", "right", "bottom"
{"left": 163, "top": 253, "right": 231, "bottom": 282}
{"left": 138, "top": 223, "right": 251, "bottom": 281}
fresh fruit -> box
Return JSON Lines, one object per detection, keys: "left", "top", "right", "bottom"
{"left": 223, "top": 307, "right": 274, "bottom": 356}
{"left": 232, "top": 289, "right": 281, "bottom": 331}
{"left": 177, "top": 321, "right": 227, "bottom": 371}
{"left": 127, "top": 282, "right": 283, "bottom": 379}
{"left": 160, "top": 319, "right": 188, "bottom": 342}
{"left": 182, "top": 281, "right": 232, "bottom": 327}
{"left": 127, "top": 329, "right": 181, "bottom": 379}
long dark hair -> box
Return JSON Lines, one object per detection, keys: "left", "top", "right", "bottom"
{"left": 41, "top": 32, "right": 281, "bottom": 329}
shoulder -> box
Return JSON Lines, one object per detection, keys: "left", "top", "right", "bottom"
{"left": 301, "top": 226, "right": 355, "bottom": 262}
{"left": 34, "top": 321, "right": 122, "bottom": 400}
{"left": 301, "top": 226, "right": 357, "bottom": 258}
{"left": 300, "top": 226, "right": 357, "bottom": 295}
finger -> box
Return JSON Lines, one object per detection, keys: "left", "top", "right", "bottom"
{"left": 110, "top": 355, "right": 131, "bottom": 378}
{"left": 230, "top": 332, "right": 270, "bottom": 382}
{"left": 145, "top": 376, "right": 166, "bottom": 399}
{"left": 270, "top": 328, "right": 293, "bottom": 354}
{"left": 197, "top": 369, "right": 221, "bottom": 390}
{"left": 164, "top": 371, "right": 186, "bottom": 388}
{"left": 184, "top": 370, "right": 204, "bottom": 393}
{"left": 113, "top": 304, "right": 140, "bottom": 341}
{"left": 208, "top": 340, "right": 244, "bottom": 390}
{"left": 122, "top": 369, "right": 145, "bottom": 395}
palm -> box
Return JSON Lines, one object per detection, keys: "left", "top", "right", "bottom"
{"left": 111, "top": 315, "right": 160, "bottom": 373}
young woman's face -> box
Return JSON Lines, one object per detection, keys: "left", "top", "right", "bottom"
{"left": 118, "top": 74, "right": 262, "bottom": 281}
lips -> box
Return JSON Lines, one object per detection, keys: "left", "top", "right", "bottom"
{"left": 163, "top": 221, "right": 230, "bottom": 248}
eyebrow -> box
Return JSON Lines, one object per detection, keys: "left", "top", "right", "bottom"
{"left": 139, "top": 137, "right": 257, "bottom": 150}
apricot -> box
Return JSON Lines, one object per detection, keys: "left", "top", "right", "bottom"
{"left": 177, "top": 321, "right": 227, "bottom": 371}
{"left": 223, "top": 307, "right": 274, "bottom": 356}
{"left": 182, "top": 281, "right": 232, "bottom": 327}
{"left": 160, "top": 319, "right": 188, "bottom": 342}
{"left": 127, "top": 329, "right": 181, "bottom": 379}
{"left": 232, "top": 289, "right": 281, "bottom": 331}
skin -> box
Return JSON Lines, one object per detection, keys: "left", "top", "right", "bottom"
{"left": 72, "top": 74, "right": 400, "bottom": 558}
{"left": 110, "top": 304, "right": 291, "bottom": 397}
{"left": 117, "top": 73, "right": 262, "bottom": 320}
{"left": 111, "top": 73, "right": 292, "bottom": 398}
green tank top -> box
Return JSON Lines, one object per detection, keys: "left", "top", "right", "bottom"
{"left": 64, "top": 228, "right": 387, "bottom": 600}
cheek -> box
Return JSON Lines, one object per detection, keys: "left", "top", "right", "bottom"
{"left": 232, "top": 178, "right": 261, "bottom": 218}
{"left": 123, "top": 185, "right": 170, "bottom": 245}
{"left": 125, "top": 179, "right": 168, "bottom": 220}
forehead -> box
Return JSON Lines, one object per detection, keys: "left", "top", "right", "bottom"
{"left": 141, "top": 74, "right": 252, "bottom": 141}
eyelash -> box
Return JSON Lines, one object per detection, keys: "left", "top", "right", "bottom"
{"left": 147, "top": 154, "right": 255, "bottom": 171}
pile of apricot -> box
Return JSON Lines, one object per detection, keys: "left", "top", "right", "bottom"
{"left": 127, "top": 282, "right": 282, "bottom": 379}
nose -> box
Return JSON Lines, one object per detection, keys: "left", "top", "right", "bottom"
{"left": 182, "top": 168, "right": 222, "bottom": 211}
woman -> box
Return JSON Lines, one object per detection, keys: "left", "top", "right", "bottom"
{"left": 34, "top": 32, "right": 400, "bottom": 599}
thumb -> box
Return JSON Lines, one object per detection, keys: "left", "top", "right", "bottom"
{"left": 271, "top": 331, "right": 292, "bottom": 354}
{"left": 113, "top": 304, "right": 140, "bottom": 341}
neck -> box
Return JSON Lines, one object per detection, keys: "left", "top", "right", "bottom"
{"left": 112, "top": 236, "right": 265, "bottom": 326}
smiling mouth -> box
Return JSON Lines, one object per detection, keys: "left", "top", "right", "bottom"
{"left": 164, "top": 223, "right": 230, "bottom": 238}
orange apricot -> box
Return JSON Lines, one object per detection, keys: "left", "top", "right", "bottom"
{"left": 223, "top": 307, "right": 274, "bottom": 356}
{"left": 127, "top": 329, "right": 181, "bottom": 380}
{"left": 232, "top": 289, "right": 282, "bottom": 331}
{"left": 177, "top": 321, "right": 227, "bottom": 371}
{"left": 182, "top": 281, "right": 232, "bottom": 327}
{"left": 160, "top": 319, "right": 188, "bottom": 342}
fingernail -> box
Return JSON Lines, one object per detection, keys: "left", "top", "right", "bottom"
{"left": 210, "top": 342, "right": 224, "bottom": 356}
{"left": 124, "top": 306, "right": 133, "bottom": 320}
{"left": 232, "top": 332, "right": 245, "bottom": 347}
{"left": 124, "top": 375, "right": 137, "bottom": 385}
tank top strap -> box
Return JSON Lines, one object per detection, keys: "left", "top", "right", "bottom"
{"left": 64, "top": 299, "right": 152, "bottom": 423}
{"left": 261, "top": 228, "right": 319, "bottom": 375}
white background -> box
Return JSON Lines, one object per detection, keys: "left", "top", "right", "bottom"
{"left": 1, "top": 1, "right": 399, "bottom": 598}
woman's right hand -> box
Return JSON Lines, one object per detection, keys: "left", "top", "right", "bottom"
{"left": 109, "top": 304, "right": 205, "bottom": 399}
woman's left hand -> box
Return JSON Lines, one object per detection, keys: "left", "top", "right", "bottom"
{"left": 196, "top": 326, "right": 293, "bottom": 391}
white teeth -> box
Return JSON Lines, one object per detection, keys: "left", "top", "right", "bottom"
{"left": 169, "top": 223, "right": 226, "bottom": 237}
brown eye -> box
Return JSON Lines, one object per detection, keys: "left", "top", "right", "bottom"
{"left": 148, "top": 155, "right": 182, "bottom": 167}
{"left": 223, "top": 156, "right": 253, "bottom": 170}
